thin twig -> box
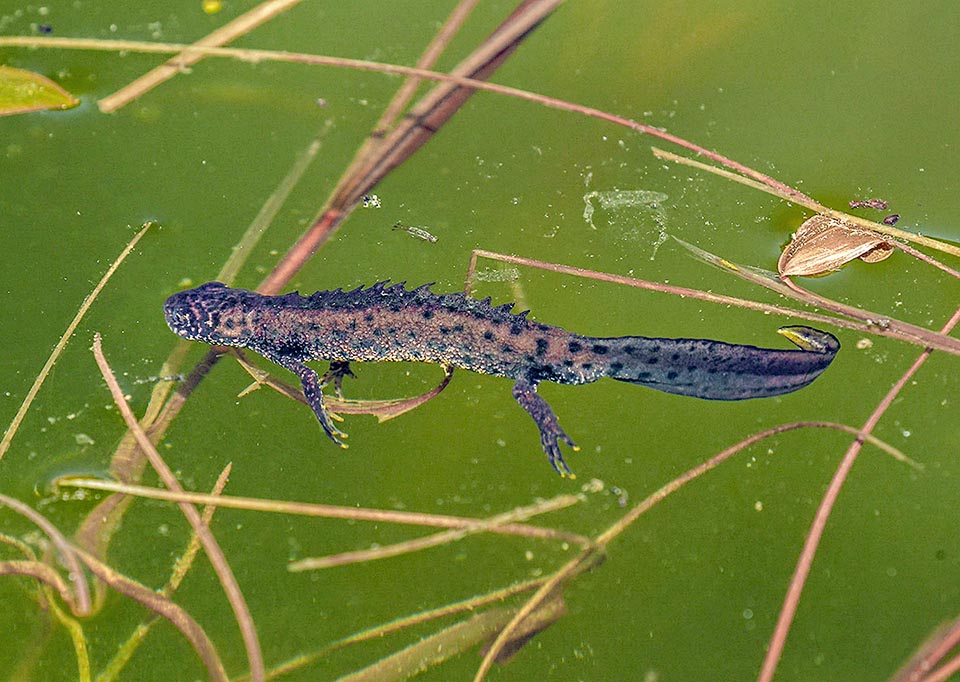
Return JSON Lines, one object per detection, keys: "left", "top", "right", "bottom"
{"left": 0, "top": 222, "right": 151, "bottom": 463}
{"left": 97, "top": 0, "right": 305, "bottom": 113}
{"left": 97, "top": 464, "right": 233, "bottom": 682}
{"left": 288, "top": 493, "right": 586, "bottom": 571}
{"left": 92, "top": 334, "right": 265, "bottom": 682}
{"left": 757, "top": 305, "right": 960, "bottom": 682}
{"left": 0, "top": 493, "right": 92, "bottom": 616}
{"left": 58, "top": 478, "right": 587, "bottom": 545}
{"left": 474, "top": 419, "right": 913, "bottom": 679}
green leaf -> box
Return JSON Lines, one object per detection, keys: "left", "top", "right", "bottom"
{"left": 0, "top": 65, "right": 79, "bottom": 116}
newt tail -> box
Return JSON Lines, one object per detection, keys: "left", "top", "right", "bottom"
{"left": 164, "top": 281, "right": 839, "bottom": 476}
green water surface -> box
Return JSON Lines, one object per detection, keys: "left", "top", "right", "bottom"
{"left": 1, "top": 1, "right": 958, "bottom": 680}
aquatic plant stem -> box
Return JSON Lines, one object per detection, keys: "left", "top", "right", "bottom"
{"left": 0, "top": 222, "right": 151, "bottom": 463}
{"left": 757, "top": 304, "right": 960, "bottom": 682}
{"left": 97, "top": 0, "right": 305, "bottom": 113}
{"left": 92, "top": 334, "right": 265, "bottom": 682}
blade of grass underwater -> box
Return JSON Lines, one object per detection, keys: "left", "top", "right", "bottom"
{"left": 340, "top": 598, "right": 565, "bottom": 682}
{"left": 758, "top": 304, "right": 960, "bottom": 682}
{"left": 97, "top": 465, "right": 233, "bottom": 682}
{"left": 0, "top": 222, "right": 152, "bottom": 464}
{"left": 92, "top": 335, "right": 265, "bottom": 682}
{"left": 58, "top": 478, "right": 588, "bottom": 545}
{"left": 243, "top": 577, "right": 552, "bottom": 680}
{"left": 287, "top": 493, "right": 584, "bottom": 571}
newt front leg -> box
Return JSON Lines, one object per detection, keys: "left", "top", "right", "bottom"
{"left": 265, "top": 353, "right": 349, "bottom": 448}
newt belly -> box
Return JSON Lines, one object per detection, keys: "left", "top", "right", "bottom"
{"left": 164, "top": 281, "right": 839, "bottom": 475}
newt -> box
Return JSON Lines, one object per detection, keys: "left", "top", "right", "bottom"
{"left": 164, "top": 281, "right": 839, "bottom": 475}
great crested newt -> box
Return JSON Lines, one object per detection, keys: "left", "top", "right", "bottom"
{"left": 164, "top": 281, "right": 839, "bottom": 475}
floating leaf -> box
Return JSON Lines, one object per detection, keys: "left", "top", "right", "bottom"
{"left": 0, "top": 66, "right": 79, "bottom": 116}
{"left": 778, "top": 213, "right": 894, "bottom": 277}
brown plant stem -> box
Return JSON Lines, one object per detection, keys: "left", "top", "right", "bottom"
{"left": 92, "top": 334, "right": 264, "bottom": 682}
{"left": 97, "top": 0, "right": 305, "bottom": 113}
{"left": 757, "top": 304, "right": 960, "bottom": 682}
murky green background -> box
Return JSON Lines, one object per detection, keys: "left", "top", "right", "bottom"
{"left": 1, "top": 1, "right": 959, "bottom": 680}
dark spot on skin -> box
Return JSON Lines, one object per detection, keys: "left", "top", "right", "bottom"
{"left": 364, "top": 313, "right": 374, "bottom": 323}
{"left": 666, "top": 371, "right": 678, "bottom": 380}
{"left": 623, "top": 345, "right": 636, "bottom": 355}
{"left": 536, "top": 324, "right": 550, "bottom": 332}
{"left": 671, "top": 353, "right": 680, "bottom": 361}
{"left": 509, "top": 324, "right": 523, "bottom": 336}
{"left": 387, "top": 327, "right": 397, "bottom": 335}
{"left": 592, "top": 344, "right": 609, "bottom": 355}
{"left": 422, "top": 309, "right": 434, "bottom": 320}
{"left": 372, "top": 328, "right": 382, "bottom": 337}
{"left": 224, "top": 318, "right": 236, "bottom": 330}
{"left": 491, "top": 318, "right": 503, "bottom": 327}
{"left": 440, "top": 326, "right": 450, "bottom": 335}
{"left": 483, "top": 331, "right": 494, "bottom": 341}
{"left": 524, "top": 354, "right": 535, "bottom": 363}
{"left": 501, "top": 345, "right": 514, "bottom": 354}
{"left": 389, "top": 304, "right": 401, "bottom": 312}
{"left": 646, "top": 357, "right": 659, "bottom": 365}
{"left": 562, "top": 359, "right": 574, "bottom": 367}
{"left": 582, "top": 363, "right": 593, "bottom": 370}
{"left": 348, "top": 320, "right": 357, "bottom": 330}
{"left": 536, "top": 338, "right": 549, "bottom": 356}
{"left": 610, "top": 361, "right": 623, "bottom": 373}
{"left": 568, "top": 341, "right": 583, "bottom": 353}
{"left": 687, "top": 366, "right": 698, "bottom": 372}
{"left": 635, "top": 372, "right": 651, "bottom": 381}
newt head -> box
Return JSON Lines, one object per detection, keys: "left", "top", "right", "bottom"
{"left": 164, "top": 281, "right": 259, "bottom": 347}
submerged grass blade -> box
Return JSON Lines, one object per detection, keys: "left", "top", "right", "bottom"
{"left": 0, "top": 222, "right": 152, "bottom": 463}
{"left": 288, "top": 493, "right": 583, "bottom": 571}
{"left": 92, "top": 334, "right": 265, "bottom": 682}
{"left": 97, "top": 464, "right": 233, "bottom": 682}
{"left": 57, "top": 478, "right": 588, "bottom": 545}
{"left": 341, "top": 598, "right": 566, "bottom": 682}
{"left": 73, "top": 548, "right": 229, "bottom": 682}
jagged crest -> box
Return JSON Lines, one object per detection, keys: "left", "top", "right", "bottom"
{"left": 266, "top": 280, "right": 530, "bottom": 323}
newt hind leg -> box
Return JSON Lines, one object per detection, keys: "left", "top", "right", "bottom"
{"left": 512, "top": 379, "right": 579, "bottom": 477}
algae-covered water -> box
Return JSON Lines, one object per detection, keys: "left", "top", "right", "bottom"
{"left": 1, "top": 1, "right": 958, "bottom": 680}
